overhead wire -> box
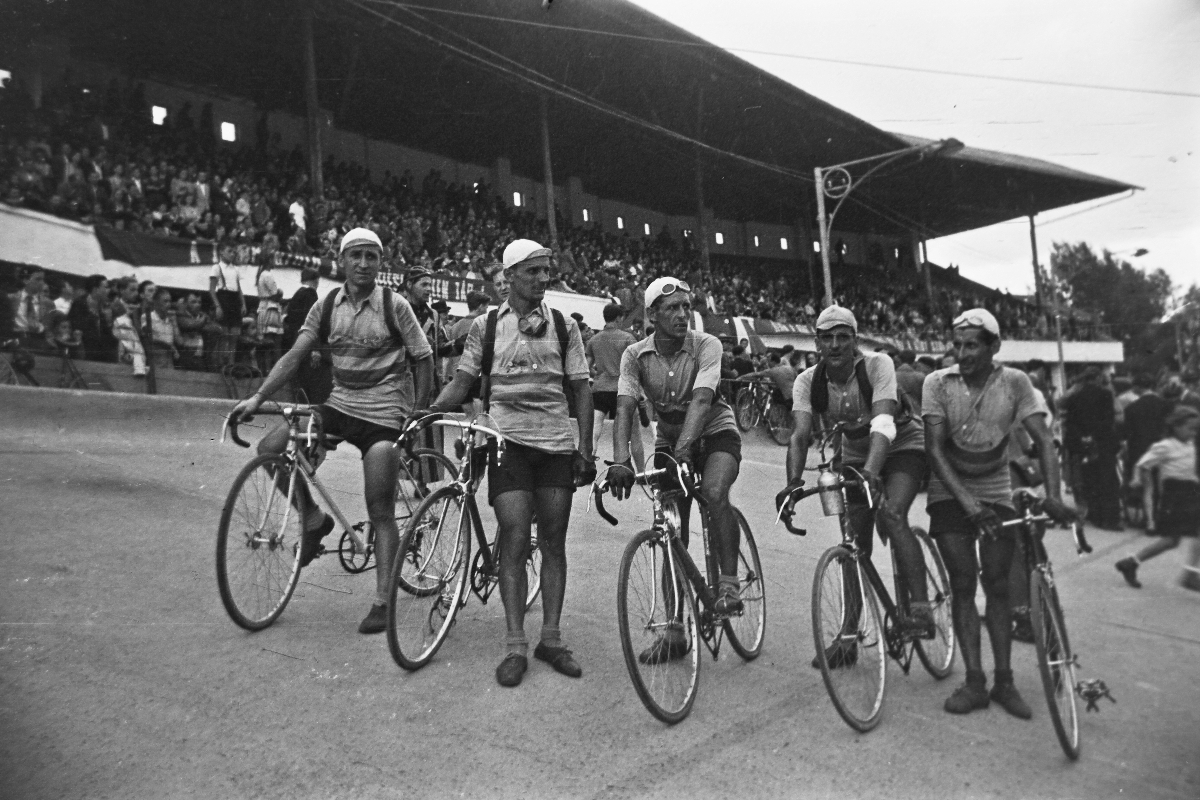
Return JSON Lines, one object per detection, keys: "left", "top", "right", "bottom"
{"left": 356, "top": 1, "right": 1200, "bottom": 100}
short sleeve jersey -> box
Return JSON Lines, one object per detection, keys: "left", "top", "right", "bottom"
{"left": 922, "top": 364, "right": 1042, "bottom": 508}
{"left": 299, "top": 285, "right": 432, "bottom": 428}
{"left": 586, "top": 326, "right": 637, "bottom": 393}
{"left": 617, "top": 330, "right": 738, "bottom": 447}
{"left": 457, "top": 301, "right": 588, "bottom": 454}
{"left": 791, "top": 350, "right": 923, "bottom": 464}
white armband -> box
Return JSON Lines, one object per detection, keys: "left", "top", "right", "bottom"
{"left": 870, "top": 413, "right": 896, "bottom": 443}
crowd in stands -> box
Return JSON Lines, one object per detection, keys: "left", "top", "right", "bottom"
{"left": 2, "top": 73, "right": 1105, "bottom": 380}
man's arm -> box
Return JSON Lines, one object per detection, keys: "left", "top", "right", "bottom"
{"left": 862, "top": 398, "right": 898, "bottom": 480}
{"left": 925, "top": 416, "right": 985, "bottom": 517}
{"left": 572, "top": 378, "right": 594, "bottom": 460}
{"left": 232, "top": 329, "right": 317, "bottom": 417}
{"left": 786, "top": 410, "right": 813, "bottom": 485}
{"left": 673, "top": 387, "right": 715, "bottom": 460}
{"left": 613, "top": 396, "right": 638, "bottom": 464}
{"left": 430, "top": 370, "right": 474, "bottom": 410}
{"left": 411, "top": 354, "right": 434, "bottom": 409}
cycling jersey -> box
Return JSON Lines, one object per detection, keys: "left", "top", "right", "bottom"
{"left": 792, "top": 350, "right": 924, "bottom": 464}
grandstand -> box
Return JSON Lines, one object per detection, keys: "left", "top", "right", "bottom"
{"left": 1, "top": 0, "right": 1130, "bottom": 397}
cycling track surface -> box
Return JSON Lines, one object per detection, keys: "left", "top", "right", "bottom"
{"left": 1, "top": 385, "right": 1197, "bottom": 800}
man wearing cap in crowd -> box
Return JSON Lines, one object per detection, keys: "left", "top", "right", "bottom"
{"left": 428, "top": 238, "right": 595, "bottom": 688}
{"left": 231, "top": 227, "right": 434, "bottom": 634}
{"left": 922, "top": 307, "right": 1074, "bottom": 719}
{"left": 779, "top": 305, "right": 935, "bottom": 652}
{"left": 404, "top": 268, "right": 456, "bottom": 386}
{"left": 608, "top": 276, "right": 747, "bottom": 659}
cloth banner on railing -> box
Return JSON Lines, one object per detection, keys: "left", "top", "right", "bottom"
{"left": 94, "top": 226, "right": 218, "bottom": 267}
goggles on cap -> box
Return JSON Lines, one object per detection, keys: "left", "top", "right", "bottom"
{"left": 952, "top": 310, "right": 995, "bottom": 331}
{"left": 652, "top": 279, "right": 691, "bottom": 303}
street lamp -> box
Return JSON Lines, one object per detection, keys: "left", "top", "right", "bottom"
{"left": 813, "top": 138, "right": 964, "bottom": 308}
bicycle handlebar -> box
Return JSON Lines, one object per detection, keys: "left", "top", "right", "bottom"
{"left": 222, "top": 405, "right": 316, "bottom": 449}
{"left": 776, "top": 473, "right": 867, "bottom": 537}
{"left": 401, "top": 411, "right": 506, "bottom": 445}
{"left": 592, "top": 460, "right": 707, "bottom": 526}
{"left": 1000, "top": 513, "right": 1093, "bottom": 555}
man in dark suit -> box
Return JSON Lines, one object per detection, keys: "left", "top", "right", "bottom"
{"left": 8, "top": 267, "right": 54, "bottom": 352}
{"left": 1122, "top": 373, "right": 1169, "bottom": 484}
{"left": 1063, "top": 367, "right": 1121, "bottom": 529}
{"left": 284, "top": 267, "right": 329, "bottom": 403}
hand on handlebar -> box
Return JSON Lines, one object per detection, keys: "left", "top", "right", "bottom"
{"left": 1042, "top": 496, "right": 1078, "bottom": 526}
{"left": 775, "top": 479, "right": 804, "bottom": 516}
{"left": 230, "top": 394, "right": 262, "bottom": 425}
{"left": 968, "top": 505, "right": 1005, "bottom": 540}
{"left": 861, "top": 469, "right": 884, "bottom": 504}
{"left": 606, "top": 458, "right": 636, "bottom": 500}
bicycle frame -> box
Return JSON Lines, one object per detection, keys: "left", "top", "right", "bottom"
{"left": 596, "top": 462, "right": 729, "bottom": 658}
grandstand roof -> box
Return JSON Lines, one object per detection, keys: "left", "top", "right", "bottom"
{"left": 15, "top": 0, "right": 1137, "bottom": 238}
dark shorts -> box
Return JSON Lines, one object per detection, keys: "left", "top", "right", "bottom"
{"left": 487, "top": 440, "right": 576, "bottom": 503}
{"left": 655, "top": 429, "right": 743, "bottom": 472}
{"left": 318, "top": 405, "right": 401, "bottom": 457}
{"left": 1156, "top": 479, "right": 1200, "bottom": 538}
{"left": 927, "top": 499, "right": 1017, "bottom": 538}
{"left": 592, "top": 390, "right": 619, "bottom": 418}
{"left": 842, "top": 450, "right": 927, "bottom": 506}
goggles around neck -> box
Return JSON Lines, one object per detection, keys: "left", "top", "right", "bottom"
{"left": 518, "top": 311, "right": 548, "bottom": 338}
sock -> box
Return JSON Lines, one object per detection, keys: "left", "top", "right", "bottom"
{"left": 375, "top": 588, "right": 389, "bottom": 608}
{"left": 719, "top": 574, "right": 740, "bottom": 594}
{"left": 540, "top": 624, "right": 562, "bottom": 648}
{"left": 994, "top": 668, "right": 1014, "bottom": 686}
{"left": 505, "top": 633, "right": 528, "bottom": 658}
{"left": 966, "top": 669, "right": 987, "bottom": 687}
{"left": 1131, "top": 555, "right": 1142, "bottom": 565}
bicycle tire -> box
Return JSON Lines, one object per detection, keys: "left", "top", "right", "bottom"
{"left": 724, "top": 508, "right": 766, "bottom": 660}
{"left": 396, "top": 448, "right": 458, "bottom": 523}
{"left": 1030, "top": 569, "right": 1081, "bottom": 760}
{"left": 912, "top": 527, "right": 955, "bottom": 679}
{"left": 766, "top": 401, "right": 793, "bottom": 446}
{"left": 734, "top": 387, "right": 758, "bottom": 432}
{"left": 216, "top": 454, "right": 304, "bottom": 631}
{"left": 617, "top": 529, "right": 700, "bottom": 724}
{"left": 812, "top": 545, "right": 887, "bottom": 732}
{"left": 386, "top": 486, "right": 471, "bottom": 671}
{"left": 0, "top": 355, "right": 24, "bottom": 386}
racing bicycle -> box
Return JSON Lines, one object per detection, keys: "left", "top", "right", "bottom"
{"left": 731, "top": 377, "right": 792, "bottom": 446}
{"left": 217, "top": 405, "right": 455, "bottom": 630}
{"left": 592, "top": 458, "right": 766, "bottom": 724}
{"left": 384, "top": 413, "right": 543, "bottom": 671}
{"left": 779, "top": 426, "right": 955, "bottom": 732}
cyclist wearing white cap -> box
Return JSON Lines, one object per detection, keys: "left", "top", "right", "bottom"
{"left": 231, "top": 227, "right": 434, "bottom": 635}
{"left": 779, "top": 305, "right": 934, "bottom": 648}
{"left": 923, "top": 308, "right": 1073, "bottom": 718}
{"left": 609, "top": 276, "right": 746, "bottom": 621}
{"left": 428, "top": 238, "right": 595, "bottom": 688}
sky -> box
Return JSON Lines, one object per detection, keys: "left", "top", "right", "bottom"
{"left": 632, "top": 0, "right": 1199, "bottom": 302}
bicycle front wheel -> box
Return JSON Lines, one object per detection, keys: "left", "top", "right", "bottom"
{"left": 1031, "top": 569, "right": 1081, "bottom": 760}
{"left": 216, "top": 454, "right": 304, "bottom": 631}
{"left": 396, "top": 448, "right": 458, "bottom": 523}
{"left": 766, "top": 401, "right": 793, "bottom": 446}
{"left": 812, "top": 546, "right": 887, "bottom": 732}
{"left": 386, "top": 486, "right": 471, "bottom": 671}
{"left": 912, "top": 527, "right": 955, "bottom": 679}
{"left": 724, "top": 509, "right": 766, "bottom": 660}
{"left": 617, "top": 529, "right": 700, "bottom": 724}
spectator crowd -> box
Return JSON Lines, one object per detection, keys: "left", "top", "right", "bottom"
{"left": 3, "top": 73, "right": 1105, "bottom": 381}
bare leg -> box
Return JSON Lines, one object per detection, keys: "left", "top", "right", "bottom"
{"left": 937, "top": 533, "right": 984, "bottom": 676}
{"left": 978, "top": 532, "right": 1017, "bottom": 673}
{"left": 493, "top": 490, "right": 536, "bottom": 641}
{"left": 1134, "top": 535, "right": 1181, "bottom": 563}
{"left": 361, "top": 441, "right": 400, "bottom": 607}
{"left": 878, "top": 467, "right": 927, "bottom": 604}
{"left": 700, "top": 451, "right": 741, "bottom": 576}
{"left": 257, "top": 422, "right": 319, "bottom": 524}
{"left": 533, "top": 486, "right": 574, "bottom": 630}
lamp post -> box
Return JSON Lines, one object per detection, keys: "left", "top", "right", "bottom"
{"left": 813, "top": 138, "right": 964, "bottom": 308}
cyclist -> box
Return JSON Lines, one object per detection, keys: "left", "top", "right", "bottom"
{"left": 608, "top": 276, "right": 743, "bottom": 662}
{"left": 778, "top": 306, "right": 934, "bottom": 659}
{"left": 428, "top": 239, "right": 595, "bottom": 688}
{"left": 923, "top": 308, "right": 1073, "bottom": 718}
{"left": 230, "top": 228, "right": 435, "bottom": 635}
{"left": 743, "top": 349, "right": 801, "bottom": 417}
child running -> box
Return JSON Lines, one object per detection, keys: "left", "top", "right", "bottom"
{"left": 1115, "top": 405, "right": 1200, "bottom": 591}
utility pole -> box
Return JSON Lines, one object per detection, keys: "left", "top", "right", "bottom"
{"left": 302, "top": 0, "right": 324, "bottom": 200}
{"left": 540, "top": 94, "right": 558, "bottom": 249}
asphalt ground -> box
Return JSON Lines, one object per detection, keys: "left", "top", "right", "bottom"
{"left": 1, "top": 385, "right": 1198, "bottom": 800}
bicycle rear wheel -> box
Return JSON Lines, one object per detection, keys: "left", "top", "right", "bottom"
{"left": 386, "top": 486, "right": 471, "bottom": 671}
{"left": 912, "top": 527, "right": 955, "bottom": 679}
{"left": 766, "top": 401, "right": 793, "bottom": 446}
{"left": 1031, "top": 569, "right": 1081, "bottom": 759}
{"left": 617, "top": 529, "right": 700, "bottom": 724}
{"left": 812, "top": 546, "right": 887, "bottom": 732}
{"left": 724, "top": 509, "right": 766, "bottom": 660}
{"left": 216, "top": 454, "right": 304, "bottom": 631}
{"left": 734, "top": 388, "right": 759, "bottom": 432}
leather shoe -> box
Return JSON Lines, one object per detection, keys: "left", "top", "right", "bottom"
{"left": 534, "top": 642, "right": 582, "bottom": 678}
{"left": 811, "top": 642, "right": 858, "bottom": 670}
{"left": 990, "top": 682, "right": 1033, "bottom": 719}
{"left": 357, "top": 603, "right": 387, "bottom": 634}
{"left": 638, "top": 635, "right": 690, "bottom": 665}
{"left": 299, "top": 514, "right": 335, "bottom": 568}
{"left": 495, "top": 653, "right": 528, "bottom": 687}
